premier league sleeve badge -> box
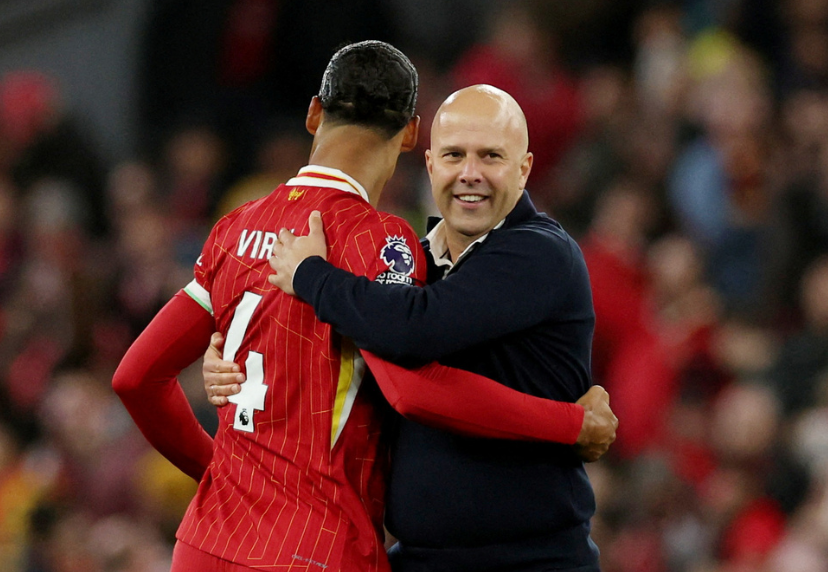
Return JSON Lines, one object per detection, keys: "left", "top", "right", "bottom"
{"left": 376, "top": 236, "right": 415, "bottom": 285}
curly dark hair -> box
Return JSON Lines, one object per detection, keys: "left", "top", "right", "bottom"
{"left": 318, "top": 40, "right": 418, "bottom": 139}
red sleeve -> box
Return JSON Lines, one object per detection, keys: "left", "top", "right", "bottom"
{"left": 361, "top": 351, "right": 584, "bottom": 444}
{"left": 112, "top": 291, "right": 216, "bottom": 481}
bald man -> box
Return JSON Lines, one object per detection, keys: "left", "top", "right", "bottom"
{"left": 218, "top": 85, "right": 607, "bottom": 571}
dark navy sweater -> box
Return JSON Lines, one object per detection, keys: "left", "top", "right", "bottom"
{"left": 293, "top": 192, "right": 600, "bottom": 571}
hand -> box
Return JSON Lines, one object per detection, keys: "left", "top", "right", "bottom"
{"left": 203, "top": 332, "right": 245, "bottom": 407}
{"left": 573, "top": 385, "right": 618, "bottom": 462}
{"left": 268, "top": 210, "right": 328, "bottom": 295}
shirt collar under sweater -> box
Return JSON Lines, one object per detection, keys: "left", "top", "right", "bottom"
{"left": 423, "top": 189, "right": 538, "bottom": 275}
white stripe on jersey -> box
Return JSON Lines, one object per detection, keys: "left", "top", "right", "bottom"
{"left": 184, "top": 279, "right": 213, "bottom": 315}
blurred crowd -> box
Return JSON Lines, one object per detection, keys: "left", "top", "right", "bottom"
{"left": 2, "top": 0, "right": 828, "bottom": 570}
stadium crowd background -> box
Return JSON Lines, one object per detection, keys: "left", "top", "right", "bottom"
{"left": 1, "top": 0, "right": 828, "bottom": 570}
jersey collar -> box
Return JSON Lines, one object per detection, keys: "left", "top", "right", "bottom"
{"left": 286, "top": 165, "right": 369, "bottom": 202}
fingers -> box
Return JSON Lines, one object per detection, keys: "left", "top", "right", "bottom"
{"left": 577, "top": 385, "right": 611, "bottom": 410}
{"left": 594, "top": 384, "right": 609, "bottom": 405}
{"left": 204, "top": 329, "right": 244, "bottom": 407}
{"left": 266, "top": 250, "right": 296, "bottom": 295}
{"left": 203, "top": 353, "right": 241, "bottom": 375}
{"left": 209, "top": 331, "right": 224, "bottom": 350}
{"left": 277, "top": 227, "right": 296, "bottom": 247}
{"left": 208, "top": 383, "right": 236, "bottom": 407}
{"left": 308, "top": 210, "right": 324, "bottom": 238}
{"left": 576, "top": 443, "right": 608, "bottom": 463}
{"left": 209, "top": 379, "right": 242, "bottom": 395}
{"left": 205, "top": 367, "right": 245, "bottom": 385}
{"left": 206, "top": 372, "right": 244, "bottom": 408}
{"left": 573, "top": 387, "right": 617, "bottom": 462}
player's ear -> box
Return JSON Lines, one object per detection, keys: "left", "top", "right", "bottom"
{"left": 306, "top": 96, "right": 323, "bottom": 135}
{"left": 400, "top": 116, "right": 420, "bottom": 153}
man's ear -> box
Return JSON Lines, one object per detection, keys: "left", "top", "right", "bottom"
{"left": 400, "top": 116, "right": 420, "bottom": 153}
{"left": 519, "top": 152, "right": 533, "bottom": 189}
{"left": 306, "top": 96, "right": 324, "bottom": 135}
{"left": 425, "top": 148, "right": 433, "bottom": 178}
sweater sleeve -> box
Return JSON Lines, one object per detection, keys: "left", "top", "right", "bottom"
{"left": 112, "top": 290, "right": 216, "bottom": 481}
{"left": 362, "top": 351, "right": 583, "bottom": 444}
{"left": 293, "top": 228, "right": 575, "bottom": 363}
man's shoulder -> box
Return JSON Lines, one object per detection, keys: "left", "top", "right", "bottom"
{"left": 497, "top": 214, "right": 579, "bottom": 256}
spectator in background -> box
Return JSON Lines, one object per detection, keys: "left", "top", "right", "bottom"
{"left": 766, "top": 88, "right": 828, "bottom": 316}
{"left": 581, "top": 179, "right": 655, "bottom": 384}
{"left": 384, "top": 0, "right": 497, "bottom": 71}
{"left": 775, "top": 0, "right": 828, "bottom": 95}
{"left": 139, "top": 0, "right": 396, "bottom": 181}
{"left": 669, "top": 34, "right": 774, "bottom": 312}
{"left": 0, "top": 177, "right": 22, "bottom": 303}
{"left": 602, "top": 233, "right": 722, "bottom": 458}
{"left": 769, "top": 255, "right": 828, "bottom": 417}
{"left": 214, "top": 117, "right": 309, "bottom": 217}
{"left": 450, "top": 1, "right": 584, "bottom": 210}
{"left": 0, "top": 179, "right": 96, "bottom": 417}
{"left": 633, "top": 1, "right": 688, "bottom": 123}
{"left": 0, "top": 71, "right": 108, "bottom": 238}
{"left": 156, "top": 124, "right": 229, "bottom": 265}
{"left": 705, "top": 383, "right": 788, "bottom": 569}
{"left": 546, "top": 65, "right": 635, "bottom": 238}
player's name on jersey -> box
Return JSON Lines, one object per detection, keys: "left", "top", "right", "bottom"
{"left": 237, "top": 229, "right": 294, "bottom": 261}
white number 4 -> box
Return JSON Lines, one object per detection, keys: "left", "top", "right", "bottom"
{"left": 223, "top": 292, "right": 268, "bottom": 433}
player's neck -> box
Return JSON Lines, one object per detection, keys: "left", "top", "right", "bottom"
{"left": 308, "top": 126, "right": 399, "bottom": 207}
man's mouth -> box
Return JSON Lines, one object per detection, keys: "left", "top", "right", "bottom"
{"left": 456, "top": 194, "right": 487, "bottom": 204}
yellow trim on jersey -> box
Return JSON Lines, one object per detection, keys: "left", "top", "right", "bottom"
{"left": 331, "top": 338, "right": 364, "bottom": 448}
{"left": 183, "top": 279, "right": 213, "bottom": 315}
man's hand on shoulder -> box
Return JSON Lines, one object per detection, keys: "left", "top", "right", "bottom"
{"left": 268, "top": 210, "right": 328, "bottom": 295}
{"left": 573, "top": 385, "right": 618, "bottom": 462}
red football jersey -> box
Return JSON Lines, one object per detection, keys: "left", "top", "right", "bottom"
{"left": 177, "top": 166, "right": 425, "bottom": 571}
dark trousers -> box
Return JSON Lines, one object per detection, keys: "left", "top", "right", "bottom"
{"left": 387, "top": 523, "right": 601, "bottom": 572}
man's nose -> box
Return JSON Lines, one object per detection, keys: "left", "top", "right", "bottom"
{"left": 459, "top": 157, "right": 483, "bottom": 185}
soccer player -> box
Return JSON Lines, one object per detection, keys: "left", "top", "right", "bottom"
{"left": 114, "top": 44, "right": 613, "bottom": 572}
{"left": 262, "top": 85, "right": 607, "bottom": 571}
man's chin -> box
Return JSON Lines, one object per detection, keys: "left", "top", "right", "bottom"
{"left": 451, "top": 223, "right": 491, "bottom": 241}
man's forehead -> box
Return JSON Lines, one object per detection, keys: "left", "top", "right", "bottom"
{"left": 431, "top": 107, "right": 525, "bottom": 151}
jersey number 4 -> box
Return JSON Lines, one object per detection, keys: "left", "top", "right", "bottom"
{"left": 224, "top": 292, "right": 268, "bottom": 433}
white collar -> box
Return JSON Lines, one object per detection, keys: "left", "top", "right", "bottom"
{"left": 286, "top": 165, "right": 369, "bottom": 202}
{"left": 424, "top": 218, "right": 505, "bottom": 273}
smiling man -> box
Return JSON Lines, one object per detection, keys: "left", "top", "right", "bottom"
{"left": 426, "top": 84, "right": 532, "bottom": 260}
{"left": 262, "top": 84, "right": 606, "bottom": 572}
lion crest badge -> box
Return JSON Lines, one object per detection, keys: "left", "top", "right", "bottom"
{"left": 377, "top": 236, "right": 415, "bottom": 285}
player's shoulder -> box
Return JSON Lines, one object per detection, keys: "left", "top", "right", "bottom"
{"left": 326, "top": 200, "right": 418, "bottom": 240}
{"left": 373, "top": 209, "right": 420, "bottom": 236}
{"left": 213, "top": 190, "right": 277, "bottom": 229}
{"left": 326, "top": 205, "right": 424, "bottom": 284}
